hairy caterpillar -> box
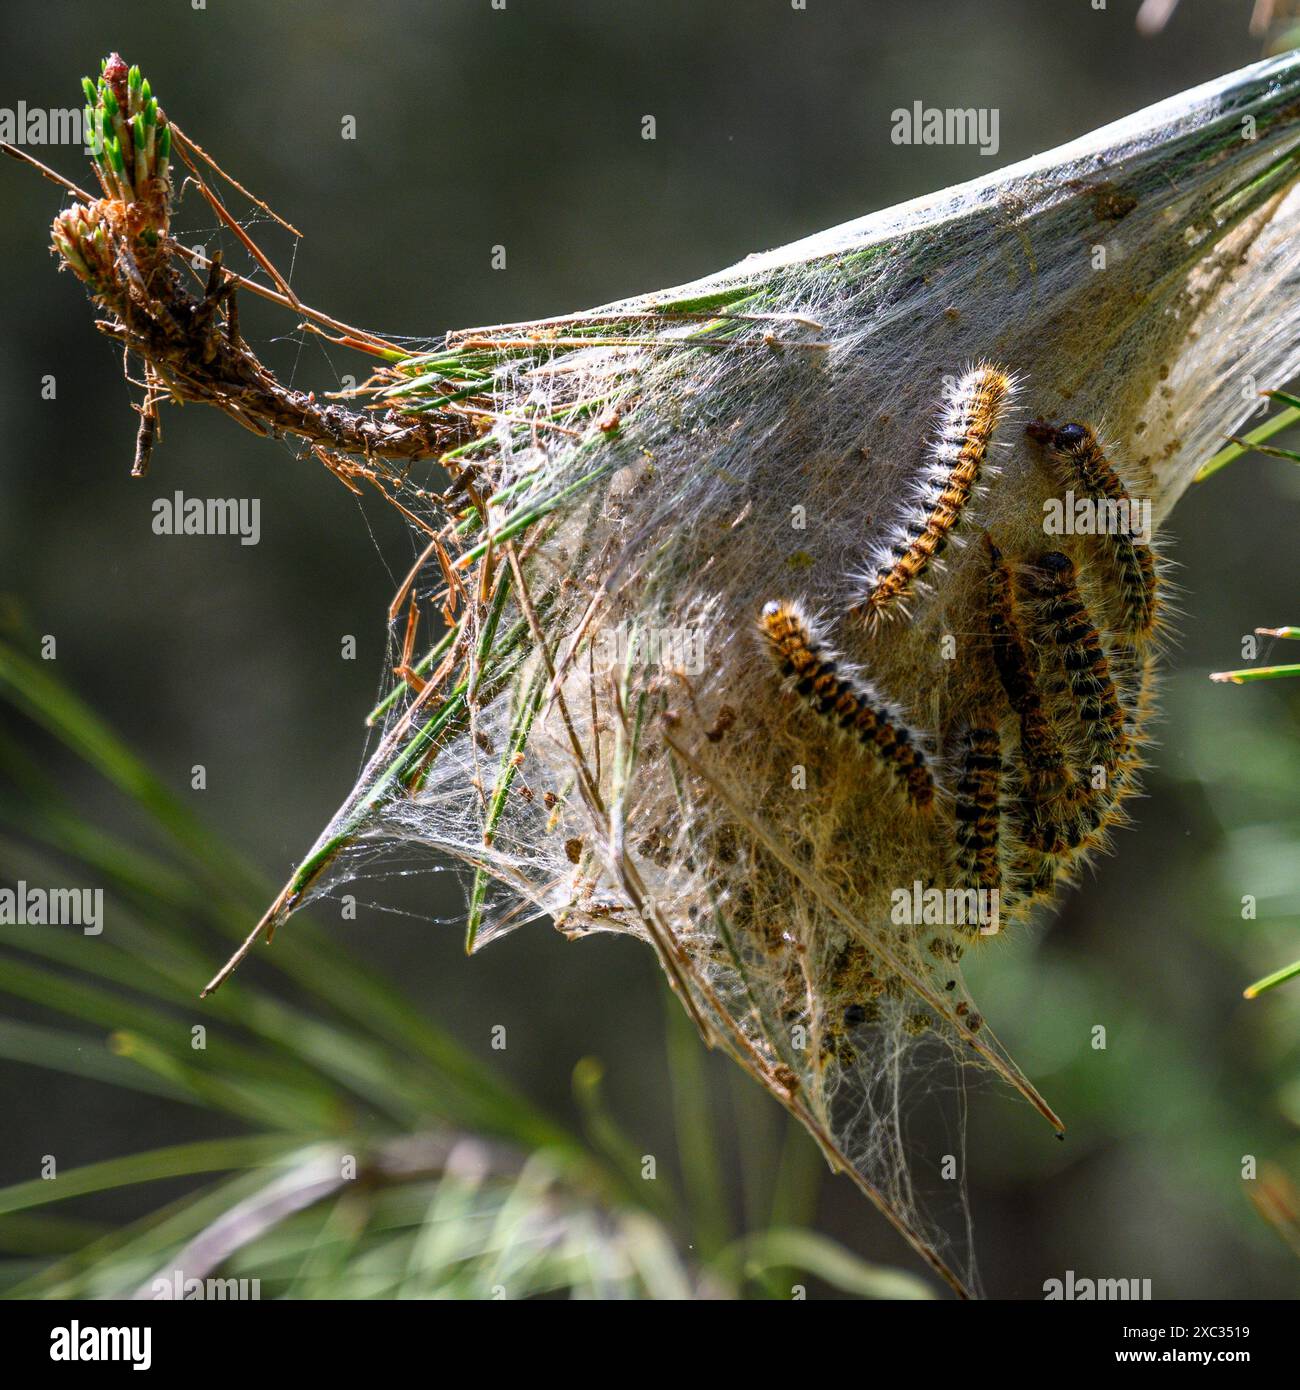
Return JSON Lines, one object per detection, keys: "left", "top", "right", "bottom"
{"left": 1045, "top": 423, "right": 1159, "bottom": 643}
{"left": 1023, "top": 552, "right": 1127, "bottom": 776}
{"left": 855, "top": 364, "right": 1014, "bottom": 625}
{"left": 1104, "top": 639, "right": 1161, "bottom": 810}
{"left": 760, "top": 599, "right": 934, "bottom": 809}
{"left": 951, "top": 723, "right": 1002, "bottom": 893}
{"left": 983, "top": 537, "right": 1089, "bottom": 856}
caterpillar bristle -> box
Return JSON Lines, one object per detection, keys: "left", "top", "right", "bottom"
{"left": 855, "top": 364, "right": 1014, "bottom": 625}
{"left": 1002, "top": 845, "right": 1061, "bottom": 917}
{"left": 760, "top": 599, "right": 935, "bottom": 810}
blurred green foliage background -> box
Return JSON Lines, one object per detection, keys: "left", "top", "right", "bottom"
{"left": 0, "top": 0, "right": 1297, "bottom": 1297}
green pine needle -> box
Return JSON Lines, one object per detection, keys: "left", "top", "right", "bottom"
{"left": 1209, "top": 663, "right": 1300, "bottom": 684}
{"left": 1196, "top": 394, "right": 1300, "bottom": 480}
{"left": 1244, "top": 958, "right": 1300, "bottom": 998}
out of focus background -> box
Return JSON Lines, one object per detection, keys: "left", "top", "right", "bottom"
{"left": 1, "top": 0, "right": 1298, "bottom": 1298}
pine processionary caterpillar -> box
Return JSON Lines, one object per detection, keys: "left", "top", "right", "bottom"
{"left": 855, "top": 364, "right": 1014, "bottom": 624}
{"left": 760, "top": 599, "right": 935, "bottom": 809}
{"left": 984, "top": 538, "right": 1056, "bottom": 773}
{"left": 952, "top": 723, "right": 1002, "bottom": 895}
{"left": 1105, "top": 639, "right": 1160, "bottom": 805}
{"left": 983, "top": 537, "right": 1088, "bottom": 855}
{"left": 1023, "top": 552, "right": 1127, "bottom": 775}
{"left": 1047, "top": 423, "right": 1159, "bottom": 642}
{"left": 1111, "top": 641, "right": 1160, "bottom": 744}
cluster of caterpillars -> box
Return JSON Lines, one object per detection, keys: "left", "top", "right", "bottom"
{"left": 758, "top": 365, "right": 1163, "bottom": 1070}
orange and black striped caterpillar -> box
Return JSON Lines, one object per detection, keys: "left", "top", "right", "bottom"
{"left": 854, "top": 364, "right": 1015, "bottom": 626}
{"left": 760, "top": 599, "right": 935, "bottom": 810}
{"left": 1022, "top": 550, "right": 1128, "bottom": 779}
{"left": 985, "top": 536, "right": 1098, "bottom": 859}
{"left": 952, "top": 722, "right": 1002, "bottom": 893}
{"left": 1043, "top": 422, "right": 1160, "bottom": 644}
